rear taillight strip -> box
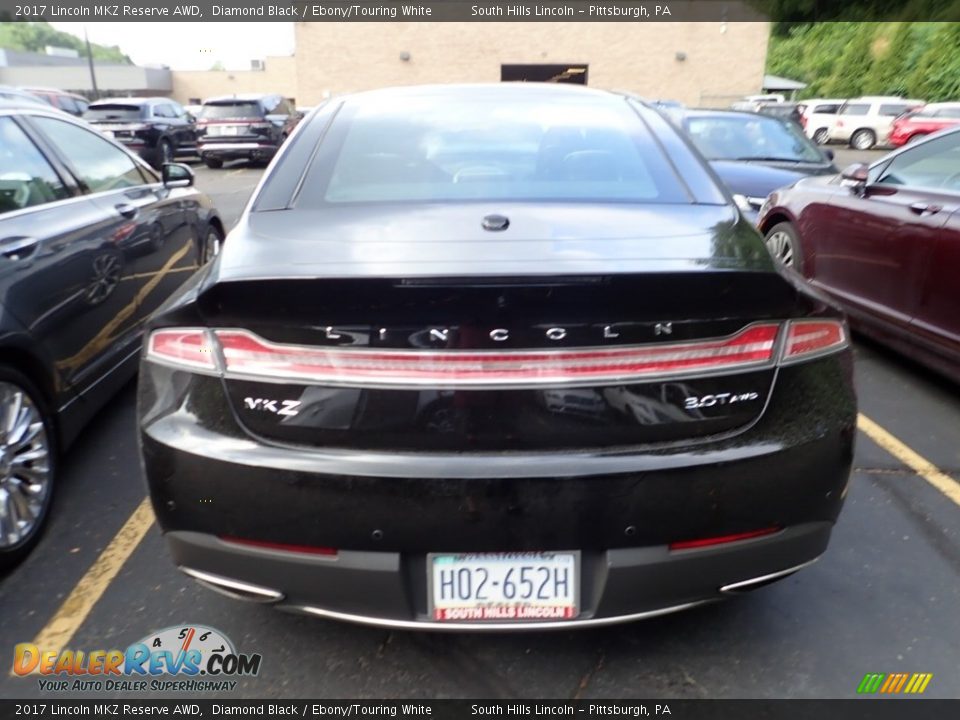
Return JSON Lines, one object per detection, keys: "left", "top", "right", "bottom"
{"left": 146, "top": 320, "right": 848, "bottom": 387}
{"left": 210, "top": 324, "right": 779, "bottom": 387}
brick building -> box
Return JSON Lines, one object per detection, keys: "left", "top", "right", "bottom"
{"left": 171, "top": 21, "right": 770, "bottom": 108}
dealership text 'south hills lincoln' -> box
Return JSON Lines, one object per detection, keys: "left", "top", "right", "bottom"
{"left": 138, "top": 84, "right": 857, "bottom": 629}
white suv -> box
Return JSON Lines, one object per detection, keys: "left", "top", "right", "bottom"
{"left": 797, "top": 98, "right": 845, "bottom": 145}
{"left": 829, "top": 96, "right": 924, "bottom": 149}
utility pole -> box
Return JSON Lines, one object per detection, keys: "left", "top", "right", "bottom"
{"left": 84, "top": 25, "right": 100, "bottom": 100}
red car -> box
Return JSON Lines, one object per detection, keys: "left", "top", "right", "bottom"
{"left": 758, "top": 128, "right": 960, "bottom": 382}
{"left": 889, "top": 102, "right": 960, "bottom": 147}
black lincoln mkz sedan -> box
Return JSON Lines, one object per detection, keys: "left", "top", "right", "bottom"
{"left": 139, "top": 85, "right": 856, "bottom": 629}
{"left": 0, "top": 100, "right": 223, "bottom": 569}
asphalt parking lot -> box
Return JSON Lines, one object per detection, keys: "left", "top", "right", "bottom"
{"left": 3, "top": 148, "right": 960, "bottom": 700}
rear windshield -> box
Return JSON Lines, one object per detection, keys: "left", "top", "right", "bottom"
{"left": 294, "top": 95, "right": 691, "bottom": 205}
{"left": 83, "top": 104, "right": 144, "bottom": 121}
{"left": 684, "top": 114, "right": 823, "bottom": 163}
{"left": 200, "top": 101, "right": 264, "bottom": 120}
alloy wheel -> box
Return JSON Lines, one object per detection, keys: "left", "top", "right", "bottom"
{"left": 0, "top": 382, "right": 52, "bottom": 549}
{"left": 813, "top": 128, "right": 828, "bottom": 145}
{"left": 202, "top": 227, "right": 222, "bottom": 264}
{"left": 766, "top": 230, "right": 795, "bottom": 267}
{"left": 86, "top": 252, "right": 122, "bottom": 305}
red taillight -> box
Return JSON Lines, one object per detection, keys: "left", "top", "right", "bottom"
{"left": 146, "top": 328, "right": 217, "bottom": 372}
{"left": 669, "top": 527, "right": 780, "bottom": 551}
{"left": 212, "top": 324, "right": 780, "bottom": 388}
{"left": 781, "top": 319, "right": 847, "bottom": 363}
{"left": 800, "top": 115, "right": 807, "bottom": 129}
{"left": 219, "top": 536, "right": 338, "bottom": 557}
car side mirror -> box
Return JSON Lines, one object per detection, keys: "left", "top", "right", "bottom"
{"left": 841, "top": 163, "right": 869, "bottom": 190}
{"left": 162, "top": 162, "right": 194, "bottom": 188}
{"left": 823, "top": 148, "right": 835, "bottom": 161}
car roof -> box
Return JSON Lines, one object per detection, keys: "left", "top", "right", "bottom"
{"left": 204, "top": 93, "right": 279, "bottom": 104}
{"left": 676, "top": 108, "right": 788, "bottom": 122}
{"left": 800, "top": 98, "right": 845, "bottom": 105}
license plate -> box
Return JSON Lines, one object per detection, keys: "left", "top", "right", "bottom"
{"left": 428, "top": 552, "right": 579, "bottom": 622}
{"left": 221, "top": 125, "right": 239, "bottom": 136}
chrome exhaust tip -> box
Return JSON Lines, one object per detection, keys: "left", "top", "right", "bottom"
{"left": 719, "top": 557, "right": 820, "bottom": 594}
{"left": 179, "top": 567, "right": 284, "bottom": 604}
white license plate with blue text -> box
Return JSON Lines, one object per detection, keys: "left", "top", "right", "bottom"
{"left": 428, "top": 552, "right": 579, "bottom": 622}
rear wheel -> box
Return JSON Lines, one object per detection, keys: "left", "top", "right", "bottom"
{"left": 201, "top": 223, "right": 224, "bottom": 264}
{"left": 0, "top": 368, "right": 56, "bottom": 573}
{"left": 812, "top": 128, "right": 829, "bottom": 145}
{"left": 850, "top": 129, "right": 876, "bottom": 150}
{"left": 764, "top": 221, "right": 802, "bottom": 270}
{"left": 203, "top": 157, "right": 223, "bottom": 169}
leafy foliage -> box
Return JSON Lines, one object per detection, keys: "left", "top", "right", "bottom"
{"left": 0, "top": 22, "right": 130, "bottom": 64}
{"left": 767, "top": 21, "right": 960, "bottom": 101}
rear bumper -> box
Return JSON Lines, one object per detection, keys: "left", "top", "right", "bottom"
{"left": 199, "top": 142, "right": 278, "bottom": 160}
{"left": 140, "top": 352, "right": 855, "bottom": 628}
{"left": 167, "top": 523, "right": 831, "bottom": 630}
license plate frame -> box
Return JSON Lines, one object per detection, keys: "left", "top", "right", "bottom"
{"left": 427, "top": 551, "right": 580, "bottom": 623}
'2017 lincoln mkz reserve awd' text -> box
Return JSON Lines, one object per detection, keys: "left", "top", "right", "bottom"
{"left": 138, "top": 84, "right": 857, "bottom": 629}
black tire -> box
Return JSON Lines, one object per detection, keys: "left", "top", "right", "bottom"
{"left": 203, "top": 157, "right": 224, "bottom": 169}
{"left": 0, "top": 367, "right": 57, "bottom": 573}
{"left": 763, "top": 221, "right": 803, "bottom": 270}
{"left": 201, "top": 223, "right": 224, "bottom": 264}
{"left": 850, "top": 129, "right": 876, "bottom": 151}
{"left": 812, "top": 128, "right": 829, "bottom": 145}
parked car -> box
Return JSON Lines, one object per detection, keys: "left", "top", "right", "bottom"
{"left": 889, "top": 102, "right": 960, "bottom": 147}
{"left": 759, "top": 127, "right": 960, "bottom": 383}
{"left": 82, "top": 98, "right": 198, "bottom": 169}
{"left": 731, "top": 94, "right": 786, "bottom": 112}
{"left": 796, "top": 98, "right": 845, "bottom": 145}
{"left": 196, "top": 94, "right": 301, "bottom": 168}
{"left": 0, "top": 99, "right": 224, "bottom": 568}
{"left": 828, "top": 96, "right": 924, "bottom": 150}
{"left": 21, "top": 87, "right": 89, "bottom": 116}
{"left": 755, "top": 102, "right": 803, "bottom": 126}
{"left": 673, "top": 109, "right": 837, "bottom": 223}
{"left": 0, "top": 86, "right": 50, "bottom": 108}
{"left": 139, "top": 84, "right": 856, "bottom": 629}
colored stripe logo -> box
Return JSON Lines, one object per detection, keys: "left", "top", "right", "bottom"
{"left": 857, "top": 673, "right": 933, "bottom": 694}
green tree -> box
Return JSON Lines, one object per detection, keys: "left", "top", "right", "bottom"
{"left": 907, "top": 22, "right": 960, "bottom": 100}
{"left": 0, "top": 22, "right": 131, "bottom": 64}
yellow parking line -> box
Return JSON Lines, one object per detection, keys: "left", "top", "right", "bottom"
{"left": 27, "top": 498, "right": 154, "bottom": 654}
{"left": 227, "top": 168, "right": 246, "bottom": 176}
{"left": 858, "top": 413, "right": 960, "bottom": 508}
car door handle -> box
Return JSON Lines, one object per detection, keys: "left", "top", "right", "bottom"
{"left": 115, "top": 202, "right": 139, "bottom": 219}
{"left": 909, "top": 202, "right": 942, "bottom": 215}
{"left": 0, "top": 236, "right": 39, "bottom": 259}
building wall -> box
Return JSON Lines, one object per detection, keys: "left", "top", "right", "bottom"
{"left": 292, "top": 22, "right": 770, "bottom": 106}
{"left": 170, "top": 56, "right": 298, "bottom": 104}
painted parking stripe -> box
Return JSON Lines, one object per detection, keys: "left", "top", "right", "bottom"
{"left": 25, "top": 498, "right": 154, "bottom": 655}
{"left": 858, "top": 413, "right": 960, "bottom": 508}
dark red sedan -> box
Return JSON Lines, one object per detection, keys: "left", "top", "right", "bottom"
{"left": 759, "top": 128, "right": 960, "bottom": 382}
{"left": 889, "top": 103, "right": 960, "bottom": 147}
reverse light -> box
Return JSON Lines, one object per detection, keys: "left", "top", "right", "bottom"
{"left": 212, "top": 324, "right": 780, "bottom": 388}
{"left": 781, "top": 319, "right": 848, "bottom": 364}
{"left": 147, "top": 328, "right": 218, "bottom": 372}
